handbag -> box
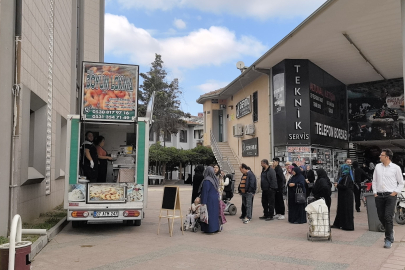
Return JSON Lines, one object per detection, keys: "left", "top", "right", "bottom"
{"left": 295, "top": 185, "right": 306, "bottom": 204}
{"left": 307, "top": 182, "right": 314, "bottom": 188}
{"left": 199, "top": 204, "right": 209, "bottom": 224}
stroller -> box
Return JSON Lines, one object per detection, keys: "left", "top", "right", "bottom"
{"left": 222, "top": 174, "right": 237, "bottom": 215}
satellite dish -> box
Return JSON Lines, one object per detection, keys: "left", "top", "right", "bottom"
{"left": 236, "top": 61, "right": 245, "bottom": 69}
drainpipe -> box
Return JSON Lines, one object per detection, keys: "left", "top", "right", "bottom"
{"left": 9, "top": 0, "right": 22, "bottom": 233}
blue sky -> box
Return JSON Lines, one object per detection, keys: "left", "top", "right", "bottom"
{"left": 104, "top": 0, "right": 327, "bottom": 116}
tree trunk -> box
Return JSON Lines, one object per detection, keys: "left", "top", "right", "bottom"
{"left": 183, "top": 164, "right": 186, "bottom": 182}
{"left": 162, "top": 163, "right": 167, "bottom": 183}
{"left": 179, "top": 162, "right": 183, "bottom": 180}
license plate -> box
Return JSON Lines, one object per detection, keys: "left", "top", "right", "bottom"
{"left": 93, "top": 211, "right": 119, "bottom": 218}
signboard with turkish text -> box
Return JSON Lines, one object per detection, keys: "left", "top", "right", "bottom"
{"left": 242, "top": 137, "right": 258, "bottom": 157}
{"left": 236, "top": 96, "right": 251, "bottom": 119}
{"left": 81, "top": 62, "right": 138, "bottom": 122}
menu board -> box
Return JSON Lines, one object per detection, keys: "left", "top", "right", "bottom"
{"left": 81, "top": 62, "right": 138, "bottom": 122}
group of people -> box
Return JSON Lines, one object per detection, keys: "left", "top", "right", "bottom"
{"left": 80, "top": 131, "right": 113, "bottom": 183}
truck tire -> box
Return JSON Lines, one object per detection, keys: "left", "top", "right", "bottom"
{"left": 134, "top": 220, "right": 141, "bottom": 226}
{"left": 124, "top": 220, "right": 135, "bottom": 226}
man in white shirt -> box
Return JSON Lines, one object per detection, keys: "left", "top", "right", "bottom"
{"left": 372, "top": 149, "right": 404, "bottom": 249}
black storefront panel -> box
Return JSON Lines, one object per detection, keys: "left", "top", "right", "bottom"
{"left": 272, "top": 61, "right": 287, "bottom": 146}
{"left": 284, "top": 60, "right": 311, "bottom": 145}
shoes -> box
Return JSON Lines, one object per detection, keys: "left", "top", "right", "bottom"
{"left": 278, "top": 215, "right": 285, "bottom": 220}
{"left": 274, "top": 214, "right": 280, "bottom": 219}
{"left": 384, "top": 239, "right": 392, "bottom": 249}
{"left": 239, "top": 216, "right": 245, "bottom": 219}
{"left": 259, "top": 216, "right": 267, "bottom": 220}
{"left": 356, "top": 209, "right": 360, "bottom": 212}
{"left": 243, "top": 219, "right": 251, "bottom": 224}
{"left": 265, "top": 217, "right": 274, "bottom": 221}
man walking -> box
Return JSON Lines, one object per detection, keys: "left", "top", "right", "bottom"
{"left": 240, "top": 163, "right": 257, "bottom": 224}
{"left": 259, "top": 159, "right": 277, "bottom": 221}
{"left": 273, "top": 158, "right": 286, "bottom": 220}
{"left": 373, "top": 149, "right": 404, "bottom": 248}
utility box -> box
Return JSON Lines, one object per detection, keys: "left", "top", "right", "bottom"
{"left": 0, "top": 241, "right": 32, "bottom": 270}
{"left": 233, "top": 124, "right": 243, "bottom": 137}
{"left": 365, "top": 194, "right": 385, "bottom": 232}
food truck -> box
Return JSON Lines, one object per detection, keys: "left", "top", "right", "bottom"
{"left": 64, "top": 62, "right": 154, "bottom": 227}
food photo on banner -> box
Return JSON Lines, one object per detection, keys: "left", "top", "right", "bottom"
{"left": 81, "top": 62, "right": 139, "bottom": 122}
{"left": 348, "top": 78, "right": 404, "bottom": 141}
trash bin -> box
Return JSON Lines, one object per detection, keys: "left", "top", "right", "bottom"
{"left": 364, "top": 193, "right": 385, "bottom": 232}
{"left": 0, "top": 241, "right": 32, "bottom": 270}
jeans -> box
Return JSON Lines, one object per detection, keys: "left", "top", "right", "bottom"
{"left": 242, "top": 193, "right": 253, "bottom": 219}
{"left": 375, "top": 194, "right": 397, "bottom": 242}
{"left": 261, "top": 189, "right": 276, "bottom": 218}
{"left": 275, "top": 190, "right": 285, "bottom": 215}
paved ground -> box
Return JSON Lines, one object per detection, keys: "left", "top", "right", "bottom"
{"left": 32, "top": 184, "right": 405, "bottom": 270}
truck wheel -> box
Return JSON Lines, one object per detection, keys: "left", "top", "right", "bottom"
{"left": 134, "top": 220, "right": 141, "bottom": 226}
{"left": 124, "top": 220, "right": 135, "bottom": 226}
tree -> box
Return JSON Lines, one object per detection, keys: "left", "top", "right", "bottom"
{"left": 191, "top": 145, "right": 216, "bottom": 166}
{"left": 139, "top": 54, "right": 188, "bottom": 145}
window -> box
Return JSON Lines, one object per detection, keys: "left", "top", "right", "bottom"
{"left": 165, "top": 131, "right": 172, "bottom": 142}
{"left": 194, "top": 130, "right": 202, "bottom": 139}
{"left": 180, "top": 130, "right": 187, "bottom": 143}
{"left": 253, "top": 91, "right": 258, "bottom": 122}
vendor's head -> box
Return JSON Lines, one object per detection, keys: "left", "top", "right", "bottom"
{"left": 194, "top": 197, "right": 201, "bottom": 205}
{"left": 94, "top": 136, "right": 105, "bottom": 147}
{"left": 85, "top": 131, "right": 94, "bottom": 142}
{"left": 213, "top": 164, "right": 221, "bottom": 175}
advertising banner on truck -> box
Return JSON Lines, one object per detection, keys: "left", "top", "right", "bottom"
{"left": 81, "top": 62, "right": 138, "bottom": 122}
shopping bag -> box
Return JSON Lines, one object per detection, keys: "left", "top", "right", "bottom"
{"left": 295, "top": 186, "right": 306, "bottom": 204}
{"left": 200, "top": 204, "right": 209, "bottom": 224}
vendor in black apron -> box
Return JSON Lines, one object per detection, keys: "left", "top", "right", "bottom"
{"left": 80, "top": 131, "right": 98, "bottom": 182}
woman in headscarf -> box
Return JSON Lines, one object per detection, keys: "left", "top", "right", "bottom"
{"left": 213, "top": 164, "right": 225, "bottom": 197}
{"left": 332, "top": 164, "right": 354, "bottom": 231}
{"left": 305, "top": 165, "right": 316, "bottom": 197}
{"left": 191, "top": 165, "right": 205, "bottom": 203}
{"left": 200, "top": 166, "right": 220, "bottom": 233}
{"left": 313, "top": 169, "right": 332, "bottom": 211}
{"left": 287, "top": 167, "right": 307, "bottom": 224}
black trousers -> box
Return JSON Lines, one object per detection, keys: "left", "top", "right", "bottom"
{"left": 241, "top": 195, "right": 254, "bottom": 218}
{"left": 375, "top": 194, "right": 397, "bottom": 242}
{"left": 261, "top": 189, "right": 276, "bottom": 218}
{"left": 353, "top": 184, "right": 361, "bottom": 211}
{"left": 275, "top": 190, "right": 285, "bottom": 215}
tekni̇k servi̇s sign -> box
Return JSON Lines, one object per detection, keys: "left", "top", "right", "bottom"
{"left": 81, "top": 62, "right": 138, "bottom": 122}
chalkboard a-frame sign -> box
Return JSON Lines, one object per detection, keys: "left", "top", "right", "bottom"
{"left": 158, "top": 186, "right": 184, "bottom": 237}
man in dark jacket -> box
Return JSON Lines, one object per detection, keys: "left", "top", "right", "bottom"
{"left": 273, "top": 158, "right": 286, "bottom": 220}
{"left": 240, "top": 163, "right": 256, "bottom": 224}
{"left": 260, "top": 159, "right": 278, "bottom": 221}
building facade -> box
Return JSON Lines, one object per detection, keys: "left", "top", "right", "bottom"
{"left": 0, "top": 0, "right": 104, "bottom": 236}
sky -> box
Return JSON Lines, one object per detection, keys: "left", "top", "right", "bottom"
{"left": 104, "top": 0, "right": 328, "bottom": 116}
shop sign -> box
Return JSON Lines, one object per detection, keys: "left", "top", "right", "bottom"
{"left": 314, "top": 122, "right": 347, "bottom": 140}
{"left": 273, "top": 73, "right": 285, "bottom": 114}
{"left": 242, "top": 137, "right": 258, "bottom": 157}
{"left": 236, "top": 96, "right": 251, "bottom": 119}
{"left": 287, "top": 146, "right": 310, "bottom": 153}
{"left": 81, "top": 62, "right": 138, "bottom": 122}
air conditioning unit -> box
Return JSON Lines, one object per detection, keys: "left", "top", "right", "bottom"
{"left": 245, "top": 124, "right": 255, "bottom": 135}
{"left": 233, "top": 124, "right": 243, "bottom": 137}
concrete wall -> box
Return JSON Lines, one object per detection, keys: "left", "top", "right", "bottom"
{"left": 0, "top": 0, "right": 15, "bottom": 236}
{"left": 203, "top": 75, "right": 271, "bottom": 181}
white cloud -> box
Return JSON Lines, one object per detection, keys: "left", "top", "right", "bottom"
{"left": 173, "top": 18, "right": 186, "bottom": 29}
{"left": 104, "top": 14, "right": 266, "bottom": 69}
{"left": 197, "top": 80, "right": 229, "bottom": 93}
{"left": 115, "top": 0, "right": 327, "bottom": 20}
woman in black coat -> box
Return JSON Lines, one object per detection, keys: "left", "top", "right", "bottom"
{"left": 313, "top": 169, "right": 332, "bottom": 211}
{"left": 332, "top": 164, "right": 354, "bottom": 231}
{"left": 304, "top": 165, "right": 316, "bottom": 198}
{"left": 288, "top": 167, "right": 307, "bottom": 224}
{"left": 191, "top": 165, "right": 204, "bottom": 203}
{"left": 352, "top": 161, "right": 370, "bottom": 212}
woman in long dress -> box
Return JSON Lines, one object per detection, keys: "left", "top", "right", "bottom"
{"left": 95, "top": 136, "right": 113, "bottom": 183}
{"left": 313, "top": 169, "right": 332, "bottom": 211}
{"left": 332, "top": 164, "right": 354, "bottom": 231}
{"left": 200, "top": 166, "right": 220, "bottom": 233}
{"left": 191, "top": 165, "right": 204, "bottom": 203}
{"left": 288, "top": 167, "right": 307, "bottom": 224}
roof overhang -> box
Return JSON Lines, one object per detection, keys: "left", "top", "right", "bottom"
{"left": 197, "top": 0, "right": 403, "bottom": 104}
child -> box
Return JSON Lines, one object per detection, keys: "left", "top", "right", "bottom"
{"left": 185, "top": 197, "right": 201, "bottom": 230}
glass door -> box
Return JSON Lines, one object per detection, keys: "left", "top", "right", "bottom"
{"left": 218, "top": 110, "right": 223, "bottom": 142}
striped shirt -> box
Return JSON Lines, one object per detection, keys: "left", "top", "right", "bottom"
{"left": 372, "top": 162, "right": 404, "bottom": 194}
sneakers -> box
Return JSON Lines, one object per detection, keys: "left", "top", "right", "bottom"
{"left": 278, "top": 215, "right": 285, "bottom": 220}
{"left": 243, "top": 219, "right": 251, "bottom": 224}
{"left": 259, "top": 216, "right": 268, "bottom": 220}
{"left": 239, "top": 215, "right": 245, "bottom": 219}
{"left": 384, "top": 239, "right": 392, "bottom": 249}
{"left": 265, "top": 217, "right": 274, "bottom": 221}
{"left": 274, "top": 214, "right": 280, "bottom": 219}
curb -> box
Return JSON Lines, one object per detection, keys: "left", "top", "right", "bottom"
{"left": 30, "top": 217, "right": 68, "bottom": 260}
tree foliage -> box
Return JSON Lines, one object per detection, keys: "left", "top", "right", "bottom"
{"left": 138, "top": 54, "right": 189, "bottom": 138}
